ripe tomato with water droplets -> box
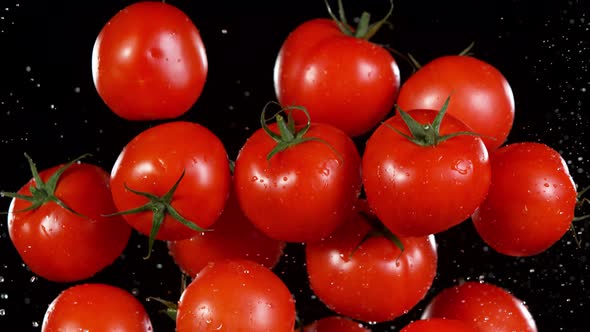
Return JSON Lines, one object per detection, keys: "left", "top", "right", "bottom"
{"left": 41, "top": 283, "right": 153, "bottom": 331}
{"left": 422, "top": 281, "right": 538, "bottom": 332}
{"left": 306, "top": 205, "right": 437, "bottom": 323}
{"left": 92, "top": 1, "right": 208, "bottom": 120}
{"left": 176, "top": 259, "right": 296, "bottom": 331}
{"left": 471, "top": 142, "right": 577, "bottom": 256}
{"left": 234, "top": 120, "right": 361, "bottom": 243}
{"left": 362, "top": 108, "right": 491, "bottom": 237}
{"left": 6, "top": 156, "right": 131, "bottom": 282}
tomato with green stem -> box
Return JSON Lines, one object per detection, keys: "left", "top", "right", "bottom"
{"left": 92, "top": 1, "right": 208, "bottom": 120}
{"left": 167, "top": 186, "right": 286, "bottom": 276}
{"left": 471, "top": 142, "right": 579, "bottom": 256}
{"left": 233, "top": 104, "right": 361, "bottom": 243}
{"left": 396, "top": 55, "right": 515, "bottom": 152}
{"left": 109, "top": 121, "right": 231, "bottom": 258}
{"left": 41, "top": 283, "right": 153, "bottom": 331}
{"left": 305, "top": 200, "right": 438, "bottom": 323}
{"left": 273, "top": 0, "right": 400, "bottom": 137}
{"left": 2, "top": 154, "right": 131, "bottom": 282}
{"left": 422, "top": 281, "right": 538, "bottom": 332}
{"left": 176, "top": 259, "right": 296, "bottom": 331}
{"left": 362, "top": 97, "right": 491, "bottom": 237}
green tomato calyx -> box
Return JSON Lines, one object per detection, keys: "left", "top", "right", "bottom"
{"left": 147, "top": 296, "right": 178, "bottom": 321}
{"left": 387, "top": 95, "right": 480, "bottom": 147}
{"left": 260, "top": 101, "right": 342, "bottom": 161}
{"left": 1, "top": 153, "right": 90, "bottom": 218}
{"left": 350, "top": 209, "right": 404, "bottom": 259}
{"left": 324, "top": 0, "right": 394, "bottom": 40}
{"left": 103, "top": 170, "right": 210, "bottom": 260}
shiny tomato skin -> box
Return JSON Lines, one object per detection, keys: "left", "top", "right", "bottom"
{"left": 234, "top": 122, "right": 361, "bottom": 243}
{"left": 167, "top": 187, "right": 285, "bottom": 276}
{"left": 302, "top": 316, "right": 369, "bottom": 332}
{"left": 306, "top": 210, "right": 438, "bottom": 323}
{"left": 397, "top": 55, "right": 514, "bottom": 151}
{"left": 362, "top": 109, "right": 491, "bottom": 237}
{"left": 41, "top": 283, "right": 153, "bottom": 331}
{"left": 274, "top": 18, "right": 400, "bottom": 137}
{"left": 92, "top": 2, "right": 208, "bottom": 120}
{"left": 110, "top": 121, "right": 231, "bottom": 241}
{"left": 472, "top": 142, "right": 577, "bottom": 256}
{"left": 176, "top": 259, "right": 296, "bottom": 332}
{"left": 8, "top": 163, "right": 131, "bottom": 282}
{"left": 400, "top": 318, "right": 473, "bottom": 332}
{"left": 422, "top": 281, "right": 538, "bottom": 332}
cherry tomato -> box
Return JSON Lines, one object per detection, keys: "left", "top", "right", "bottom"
{"left": 396, "top": 55, "right": 515, "bottom": 151}
{"left": 422, "top": 281, "right": 538, "bottom": 332}
{"left": 362, "top": 108, "right": 491, "bottom": 237}
{"left": 41, "top": 283, "right": 153, "bottom": 331}
{"left": 472, "top": 142, "right": 577, "bottom": 256}
{"left": 167, "top": 186, "right": 285, "bottom": 276}
{"left": 6, "top": 156, "right": 131, "bottom": 282}
{"left": 110, "top": 121, "right": 230, "bottom": 254}
{"left": 400, "top": 318, "right": 473, "bottom": 332}
{"left": 92, "top": 1, "right": 208, "bottom": 120}
{"left": 302, "top": 316, "right": 369, "bottom": 332}
{"left": 176, "top": 259, "right": 296, "bottom": 331}
{"left": 274, "top": 17, "right": 400, "bottom": 137}
{"left": 306, "top": 205, "right": 438, "bottom": 323}
{"left": 234, "top": 112, "right": 361, "bottom": 243}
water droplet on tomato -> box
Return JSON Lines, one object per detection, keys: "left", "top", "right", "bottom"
{"left": 251, "top": 176, "right": 258, "bottom": 182}
{"left": 452, "top": 160, "right": 472, "bottom": 175}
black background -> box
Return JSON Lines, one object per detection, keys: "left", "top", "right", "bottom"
{"left": 1, "top": 0, "right": 589, "bottom": 331}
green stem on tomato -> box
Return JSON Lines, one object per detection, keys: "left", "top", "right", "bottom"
{"left": 103, "top": 170, "right": 211, "bottom": 259}
{"left": 324, "top": 0, "right": 394, "bottom": 40}
{"left": 0, "top": 153, "right": 91, "bottom": 218}
{"left": 349, "top": 211, "right": 404, "bottom": 259}
{"left": 259, "top": 102, "right": 342, "bottom": 162}
{"left": 386, "top": 95, "right": 482, "bottom": 147}
{"left": 458, "top": 41, "right": 476, "bottom": 56}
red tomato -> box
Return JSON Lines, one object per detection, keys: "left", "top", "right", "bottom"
{"left": 306, "top": 206, "right": 438, "bottom": 323}
{"left": 6, "top": 156, "right": 131, "bottom": 282}
{"left": 274, "top": 18, "right": 400, "bottom": 137}
{"left": 92, "top": 1, "right": 208, "bottom": 120}
{"left": 110, "top": 121, "right": 230, "bottom": 250}
{"left": 396, "top": 55, "right": 514, "bottom": 151}
{"left": 400, "top": 318, "right": 473, "bottom": 332}
{"left": 234, "top": 118, "right": 361, "bottom": 242}
{"left": 472, "top": 142, "right": 577, "bottom": 256}
{"left": 362, "top": 108, "right": 491, "bottom": 237}
{"left": 302, "top": 316, "right": 369, "bottom": 332}
{"left": 422, "top": 281, "right": 538, "bottom": 332}
{"left": 167, "top": 187, "right": 286, "bottom": 276}
{"left": 41, "top": 283, "right": 153, "bottom": 331}
{"left": 176, "top": 259, "right": 296, "bottom": 331}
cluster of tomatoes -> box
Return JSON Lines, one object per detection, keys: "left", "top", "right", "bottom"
{"left": 3, "top": 1, "right": 585, "bottom": 331}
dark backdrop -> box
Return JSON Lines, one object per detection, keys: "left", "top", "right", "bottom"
{"left": 0, "top": 0, "right": 588, "bottom": 331}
